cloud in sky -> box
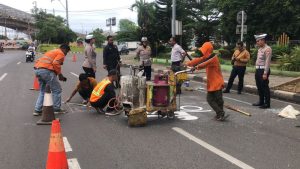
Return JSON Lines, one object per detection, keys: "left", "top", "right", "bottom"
{"left": 1, "top": 0, "right": 154, "bottom": 34}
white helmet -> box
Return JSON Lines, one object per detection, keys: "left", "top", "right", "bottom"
{"left": 141, "top": 37, "right": 148, "bottom": 42}
{"left": 85, "top": 34, "right": 94, "bottom": 40}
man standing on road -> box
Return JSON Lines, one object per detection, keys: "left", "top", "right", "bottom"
{"left": 90, "top": 70, "right": 120, "bottom": 116}
{"left": 169, "top": 37, "right": 186, "bottom": 94}
{"left": 33, "top": 44, "right": 70, "bottom": 116}
{"left": 186, "top": 42, "right": 228, "bottom": 121}
{"left": 252, "top": 34, "right": 272, "bottom": 109}
{"left": 103, "top": 36, "right": 121, "bottom": 88}
{"left": 223, "top": 41, "right": 250, "bottom": 94}
{"left": 65, "top": 73, "right": 97, "bottom": 104}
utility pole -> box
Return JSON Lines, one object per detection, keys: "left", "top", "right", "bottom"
{"left": 51, "top": 0, "right": 69, "bottom": 28}
{"left": 241, "top": 10, "right": 244, "bottom": 42}
{"left": 65, "top": 0, "right": 69, "bottom": 28}
{"left": 171, "top": 0, "right": 176, "bottom": 37}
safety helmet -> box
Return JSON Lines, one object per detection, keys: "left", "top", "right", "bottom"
{"left": 141, "top": 37, "right": 148, "bottom": 42}
{"left": 85, "top": 34, "right": 94, "bottom": 40}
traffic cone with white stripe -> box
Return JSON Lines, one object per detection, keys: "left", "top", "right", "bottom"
{"left": 72, "top": 54, "right": 77, "bottom": 62}
{"left": 29, "top": 75, "right": 40, "bottom": 90}
{"left": 46, "top": 120, "right": 68, "bottom": 169}
{"left": 37, "top": 84, "right": 57, "bottom": 125}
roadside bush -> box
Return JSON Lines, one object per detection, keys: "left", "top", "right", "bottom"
{"left": 218, "top": 49, "right": 232, "bottom": 59}
{"left": 278, "top": 46, "right": 300, "bottom": 71}
{"left": 270, "top": 44, "right": 291, "bottom": 61}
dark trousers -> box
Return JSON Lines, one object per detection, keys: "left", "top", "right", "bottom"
{"left": 207, "top": 90, "right": 224, "bottom": 116}
{"left": 107, "top": 65, "right": 121, "bottom": 88}
{"left": 225, "top": 66, "right": 246, "bottom": 92}
{"left": 141, "top": 65, "right": 152, "bottom": 81}
{"left": 171, "top": 61, "right": 182, "bottom": 94}
{"left": 90, "top": 93, "right": 115, "bottom": 112}
{"left": 78, "top": 89, "right": 92, "bottom": 100}
{"left": 82, "top": 67, "right": 95, "bottom": 78}
{"left": 255, "top": 69, "right": 270, "bottom": 106}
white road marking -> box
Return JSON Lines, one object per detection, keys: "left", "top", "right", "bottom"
{"left": 70, "top": 72, "right": 79, "bottom": 78}
{"left": 180, "top": 105, "right": 212, "bottom": 113}
{"left": 17, "top": 62, "right": 21, "bottom": 65}
{"left": 173, "top": 127, "right": 255, "bottom": 169}
{"left": 0, "top": 73, "right": 7, "bottom": 81}
{"left": 63, "top": 137, "right": 73, "bottom": 152}
{"left": 68, "top": 158, "right": 81, "bottom": 169}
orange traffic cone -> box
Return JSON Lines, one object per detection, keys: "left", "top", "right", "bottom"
{"left": 37, "top": 84, "right": 57, "bottom": 125}
{"left": 30, "top": 76, "right": 40, "bottom": 90}
{"left": 72, "top": 54, "right": 77, "bottom": 62}
{"left": 46, "top": 120, "right": 68, "bottom": 169}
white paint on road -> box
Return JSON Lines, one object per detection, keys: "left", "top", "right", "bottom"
{"left": 0, "top": 73, "right": 7, "bottom": 81}
{"left": 63, "top": 137, "right": 73, "bottom": 152}
{"left": 173, "top": 127, "right": 255, "bottom": 169}
{"left": 180, "top": 105, "right": 211, "bottom": 113}
{"left": 147, "top": 111, "right": 198, "bottom": 121}
{"left": 17, "top": 62, "right": 21, "bottom": 65}
{"left": 70, "top": 72, "right": 79, "bottom": 78}
{"left": 68, "top": 158, "right": 81, "bottom": 169}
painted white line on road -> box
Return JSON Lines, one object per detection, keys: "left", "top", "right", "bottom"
{"left": 68, "top": 158, "right": 81, "bottom": 169}
{"left": 70, "top": 72, "right": 79, "bottom": 78}
{"left": 173, "top": 127, "right": 255, "bottom": 169}
{"left": 63, "top": 137, "right": 73, "bottom": 152}
{"left": 17, "top": 62, "right": 21, "bottom": 65}
{"left": 0, "top": 73, "right": 8, "bottom": 81}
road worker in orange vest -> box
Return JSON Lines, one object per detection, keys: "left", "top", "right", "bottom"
{"left": 33, "top": 44, "right": 70, "bottom": 116}
{"left": 90, "top": 69, "right": 120, "bottom": 116}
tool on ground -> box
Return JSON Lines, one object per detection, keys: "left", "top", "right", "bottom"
{"left": 224, "top": 104, "right": 251, "bottom": 116}
{"left": 29, "top": 75, "right": 40, "bottom": 90}
{"left": 46, "top": 120, "right": 68, "bottom": 169}
{"left": 37, "top": 84, "right": 57, "bottom": 125}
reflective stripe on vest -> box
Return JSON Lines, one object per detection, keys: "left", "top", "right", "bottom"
{"left": 38, "top": 55, "right": 54, "bottom": 64}
{"left": 91, "top": 79, "right": 111, "bottom": 101}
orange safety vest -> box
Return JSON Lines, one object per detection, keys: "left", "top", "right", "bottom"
{"left": 34, "top": 49, "right": 65, "bottom": 75}
{"left": 90, "top": 78, "right": 111, "bottom": 103}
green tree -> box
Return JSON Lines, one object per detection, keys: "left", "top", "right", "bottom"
{"left": 33, "top": 9, "right": 76, "bottom": 43}
{"left": 91, "top": 28, "right": 106, "bottom": 47}
{"left": 215, "top": 0, "right": 300, "bottom": 45}
{"left": 115, "top": 19, "right": 139, "bottom": 42}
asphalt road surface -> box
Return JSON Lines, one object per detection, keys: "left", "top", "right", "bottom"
{"left": 0, "top": 50, "right": 300, "bottom": 169}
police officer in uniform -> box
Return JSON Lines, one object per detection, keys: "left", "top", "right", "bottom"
{"left": 252, "top": 34, "right": 272, "bottom": 109}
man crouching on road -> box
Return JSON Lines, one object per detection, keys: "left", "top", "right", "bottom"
{"left": 90, "top": 69, "right": 121, "bottom": 116}
{"left": 65, "top": 73, "right": 97, "bottom": 104}
{"left": 33, "top": 44, "right": 70, "bottom": 116}
{"left": 185, "top": 42, "right": 228, "bottom": 121}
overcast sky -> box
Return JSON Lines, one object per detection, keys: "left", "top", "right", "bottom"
{"left": 1, "top": 0, "right": 154, "bottom": 35}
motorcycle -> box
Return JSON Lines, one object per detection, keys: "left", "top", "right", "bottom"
{"left": 25, "top": 50, "right": 35, "bottom": 62}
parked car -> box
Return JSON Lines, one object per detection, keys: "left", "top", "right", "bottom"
{"left": 118, "top": 45, "right": 129, "bottom": 55}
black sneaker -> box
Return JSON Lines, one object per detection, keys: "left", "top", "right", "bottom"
{"left": 223, "top": 90, "right": 230, "bottom": 93}
{"left": 105, "top": 110, "right": 121, "bottom": 116}
{"left": 216, "top": 114, "right": 230, "bottom": 121}
{"left": 33, "top": 110, "right": 42, "bottom": 116}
